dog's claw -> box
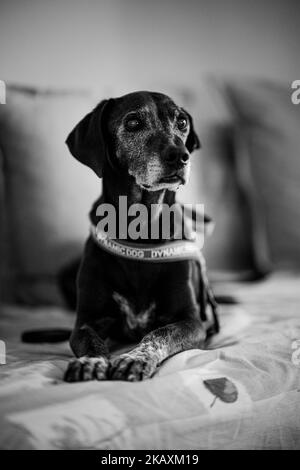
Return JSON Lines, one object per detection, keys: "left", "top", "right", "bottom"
{"left": 64, "top": 356, "right": 109, "bottom": 382}
{"left": 109, "top": 353, "right": 156, "bottom": 381}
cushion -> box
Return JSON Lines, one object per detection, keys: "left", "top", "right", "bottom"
{"left": 0, "top": 86, "right": 100, "bottom": 304}
{"left": 224, "top": 79, "right": 300, "bottom": 269}
{"left": 175, "top": 83, "right": 262, "bottom": 278}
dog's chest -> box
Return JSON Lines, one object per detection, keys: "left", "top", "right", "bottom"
{"left": 112, "top": 291, "right": 156, "bottom": 334}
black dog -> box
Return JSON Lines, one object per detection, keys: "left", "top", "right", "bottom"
{"left": 64, "top": 91, "right": 219, "bottom": 382}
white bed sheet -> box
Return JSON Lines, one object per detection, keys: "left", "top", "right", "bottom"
{"left": 0, "top": 273, "right": 299, "bottom": 450}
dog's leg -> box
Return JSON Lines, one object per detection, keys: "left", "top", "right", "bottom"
{"left": 109, "top": 319, "right": 205, "bottom": 381}
{"left": 64, "top": 318, "right": 114, "bottom": 382}
{"left": 64, "top": 240, "right": 119, "bottom": 383}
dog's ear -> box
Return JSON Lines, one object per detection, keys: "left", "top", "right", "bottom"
{"left": 184, "top": 110, "right": 201, "bottom": 153}
{"left": 66, "top": 99, "right": 112, "bottom": 178}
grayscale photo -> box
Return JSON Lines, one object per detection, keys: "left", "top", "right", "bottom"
{"left": 0, "top": 0, "right": 299, "bottom": 455}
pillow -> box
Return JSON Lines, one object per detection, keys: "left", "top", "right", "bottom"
{"left": 224, "top": 79, "right": 300, "bottom": 270}
{"left": 175, "top": 84, "right": 263, "bottom": 279}
{"left": 0, "top": 86, "right": 100, "bottom": 304}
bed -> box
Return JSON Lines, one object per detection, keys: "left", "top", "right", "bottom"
{"left": 0, "top": 273, "right": 299, "bottom": 450}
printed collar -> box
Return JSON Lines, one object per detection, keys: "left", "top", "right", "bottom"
{"left": 90, "top": 224, "right": 203, "bottom": 263}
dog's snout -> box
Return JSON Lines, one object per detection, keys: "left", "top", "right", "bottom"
{"left": 165, "top": 147, "right": 190, "bottom": 167}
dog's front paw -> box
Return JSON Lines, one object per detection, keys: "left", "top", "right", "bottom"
{"left": 64, "top": 356, "right": 109, "bottom": 382}
{"left": 109, "top": 353, "right": 157, "bottom": 381}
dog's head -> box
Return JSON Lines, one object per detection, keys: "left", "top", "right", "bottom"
{"left": 66, "top": 91, "right": 200, "bottom": 191}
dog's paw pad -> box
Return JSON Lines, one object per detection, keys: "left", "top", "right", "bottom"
{"left": 64, "top": 356, "right": 109, "bottom": 382}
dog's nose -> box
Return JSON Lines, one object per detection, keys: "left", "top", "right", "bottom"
{"left": 165, "top": 147, "right": 189, "bottom": 167}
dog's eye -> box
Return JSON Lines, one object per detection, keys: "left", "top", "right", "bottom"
{"left": 177, "top": 116, "right": 188, "bottom": 131}
{"left": 125, "top": 117, "right": 142, "bottom": 131}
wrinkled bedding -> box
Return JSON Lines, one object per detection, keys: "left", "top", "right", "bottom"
{"left": 0, "top": 273, "right": 300, "bottom": 450}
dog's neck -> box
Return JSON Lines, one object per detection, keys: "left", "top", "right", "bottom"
{"left": 91, "top": 163, "right": 179, "bottom": 243}
{"left": 105, "top": 171, "right": 174, "bottom": 206}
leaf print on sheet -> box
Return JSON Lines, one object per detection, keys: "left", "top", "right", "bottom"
{"left": 203, "top": 377, "right": 238, "bottom": 408}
